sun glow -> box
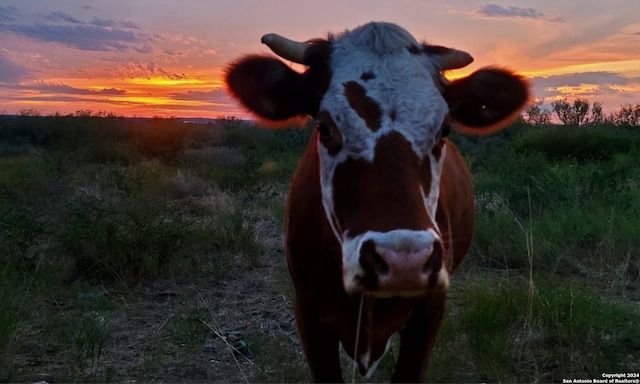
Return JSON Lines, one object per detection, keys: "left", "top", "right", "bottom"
{"left": 553, "top": 85, "right": 598, "bottom": 96}
{"left": 109, "top": 95, "right": 214, "bottom": 107}
{"left": 2, "top": 71, "right": 233, "bottom": 117}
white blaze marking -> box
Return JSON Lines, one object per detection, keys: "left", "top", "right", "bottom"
{"left": 307, "top": 23, "right": 455, "bottom": 380}
{"left": 435, "top": 266, "right": 450, "bottom": 290}
{"left": 342, "top": 332, "right": 393, "bottom": 379}
{"left": 318, "top": 143, "right": 346, "bottom": 244}
{"left": 362, "top": 338, "right": 392, "bottom": 379}
{"left": 425, "top": 144, "right": 446, "bottom": 220}
{"left": 315, "top": 23, "right": 450, "bottom": 247}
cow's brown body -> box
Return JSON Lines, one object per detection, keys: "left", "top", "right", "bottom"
{"left": 225, "top": 21, "right": 528, "bottom": 382}
{"left": 286, "top": 133, "right": 474, "bottom": 381}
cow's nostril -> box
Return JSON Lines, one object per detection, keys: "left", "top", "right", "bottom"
{"left": 360, "top": 240, "right": 389, "bottom": 275}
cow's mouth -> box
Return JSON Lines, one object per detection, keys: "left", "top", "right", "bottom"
{"left": 363, "top": 290, "right": 426, "bottom": 298}
{"left": 351, "top": 266, "right": 450, "bottom": 298}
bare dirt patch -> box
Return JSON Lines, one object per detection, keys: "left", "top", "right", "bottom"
{"left": 6, "top": 215, "right": 306, "bottom": 383}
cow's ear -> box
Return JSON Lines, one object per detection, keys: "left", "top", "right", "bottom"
{"left": 444, "top": 67, "right": 529, "bottom": 135}
{"left": 225, "top": 55, "right": 316, "bottom": 122}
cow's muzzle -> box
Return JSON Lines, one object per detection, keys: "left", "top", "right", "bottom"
{"left": 343, "top": 229, "right": 449, "bottom": 297}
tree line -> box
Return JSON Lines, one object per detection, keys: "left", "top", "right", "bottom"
{"left": 523, "top": 99, "right": 640, "bottom": 126}
{"left": 5, "top": 101, "right": 640, "bottom": 128}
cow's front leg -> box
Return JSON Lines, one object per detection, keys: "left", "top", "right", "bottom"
{"left": 294, "top": 296, "right": 343, "bottom": 383}
{"left": 391, "top": 292, "right": 446, "bottom": 383}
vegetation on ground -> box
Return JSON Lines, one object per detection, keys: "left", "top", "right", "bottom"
{"left": 0, "top": 112, "right": 638, "bottom": 382}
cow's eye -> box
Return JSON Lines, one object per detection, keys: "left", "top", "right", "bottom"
{"left": 315, "top": 121, "right": 332, "bottom": 138}
{"left": 314, "top": 112, "right": 343, "bottom": 155}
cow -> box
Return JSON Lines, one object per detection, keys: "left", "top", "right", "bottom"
{"left": 225, "top": 22, "right": 529, "bottom": 382}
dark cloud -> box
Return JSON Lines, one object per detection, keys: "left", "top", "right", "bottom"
{"left": 477, "top": 4, "right": 546, "bottom": 19}
{"left": 169, "top": 89, "right": 228, "bottom": 102}
{"left": 134, "top": 45, "right": 153, "bottom": 54}
{"left": 118, "top": 20, "right": 139, "bottom": 29}
{"left": 108, "top": 61, "right": 189, "bottom": 80}
{"left": 0, "top": 51, "right": 27, "bottom": 83}
{"left": 41, "top": 11, "right": 84, "bottom": 24}
{"left": 96, "top": 87, "right": 126, "bottom": 95}
{"left": 91, "top": 17, "right": 139, "bottom": 29}
{"left": 8, "top": 94, "right": 123, "bottom": 105}
{"left": 33, "top": 82, "right": 127, "bottom": 96}
{"left": 533, "top": 71, "right": 632, "bottom": 88}
{"left": 0, "top": 22, "right": 151, "bottom": 52}
{"left": 2, "top": 9, "right": 145, "bottom": 52}
{"left": 0, "top": 6, "right": 19, "bottom": 23}
{"left": 143, "top": 62, "right": 187, "bottom": 80}
{"left": 91, "top": 17, "right": 115, "bottom": 27}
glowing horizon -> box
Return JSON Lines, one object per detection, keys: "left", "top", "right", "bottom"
{"left": 1, "top": 1, "right": 639, "bottom": 119}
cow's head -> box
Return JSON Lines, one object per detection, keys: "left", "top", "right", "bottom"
{"left": 226, "top": 22, "right": 528, "bottom": 297}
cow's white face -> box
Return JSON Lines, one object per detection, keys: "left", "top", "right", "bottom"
{"left": 315, "top": 23, "right": 452, "bottom": 294}
{"left": 225, "top": 21, "right": 529, "bottom": 297}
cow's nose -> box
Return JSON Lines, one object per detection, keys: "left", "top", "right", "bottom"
{"left": 359, "top": 237, "right": 445, "bottom": 295}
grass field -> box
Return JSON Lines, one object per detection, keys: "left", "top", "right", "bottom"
{"left": 1, "top": 115, "right": 638, "bottom": 382}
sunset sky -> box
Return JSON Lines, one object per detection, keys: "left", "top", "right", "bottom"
{"left": 1, "top": 0, "right": 639, "bottom": 119}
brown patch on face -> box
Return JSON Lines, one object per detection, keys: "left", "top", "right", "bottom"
{"left": 332, "top": 132, "right": 435, "bottom": 237}
{"left": 343, "top": 81, "right": 382, "bottom": 132}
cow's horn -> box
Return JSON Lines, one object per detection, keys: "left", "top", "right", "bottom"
{"left": 261, "top": 33, "right": 309, "bottom": 64}
{"left": 441, "top": 49, "right": 474, "bottom": 70}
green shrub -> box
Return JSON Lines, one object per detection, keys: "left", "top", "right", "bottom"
{"left": 470, "top": 202, "right": 529, "bottom": 270}
{"left": 472, "top": 149, "right": 564, "bottom": 218}
{"left": 469, "top": 124, "right": 640, "bottom": 281}
{"left": 53, "top": 196, "right": 201, "bottom": 281}
{"left": 186, "top": 124, "right": 311, "bottom": 191}
{"left": 534, "top": 201, "right": 640, "bottom": 277}
{"left": 0, "top": 155, "right": 55, "bottom": 199}
{"left": 0, "top": 270, "right": 21, "bottom": 350}
{"left": 512, "top": 124, "right": 640, "bottom": 163}
{"left": 0, "top": 199, "right": 48, "bottom": 274}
